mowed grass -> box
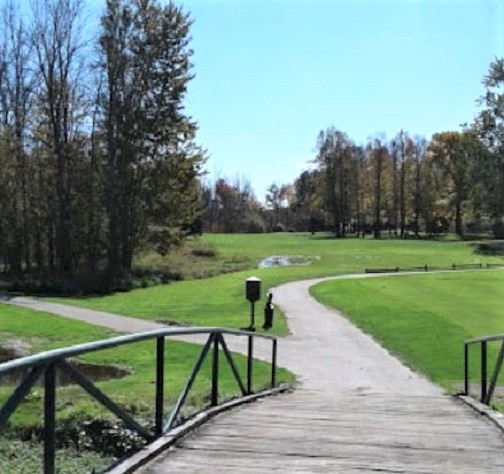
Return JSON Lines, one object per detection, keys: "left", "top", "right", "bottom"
{"left": 0, "top": 304, "right": 293, "bottom": 427}
{"left": 311, "top": 269, "right": 504, "bottom": 391}
{"left": 48, "top": 234, "right": 503, "bottom": 335}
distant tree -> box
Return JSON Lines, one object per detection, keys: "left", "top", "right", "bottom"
{"left": 264, "top": 183, "right": 295, "bottom": 231}
{"left": 293, "top": 170, "right": 323, "bottom": 233}
{"left": 429, "top": 131, "right": 474, "bottom": 237}
{"left": 31, "top": 0, "right": 87, "bottom": 272}
{"left": 473, "top": 58, "right": 504, "bottom": 238}
{"left": 0, "top": 0, "right": 206, "bottom": 292}
{"left": 280, "top": 183, "right": 296, "bottom": 230}
{"left": 410, "top": 137, "right": 428, "bottom": 237}
{"left": 265, "top": 183, "right": 282, "bottom": 230}
{"left": 353, "top": 145, "right": 369, "bottom": 237}
{"left": 368, "top": 137, "right": 388, "bottom": 238}
{"left": 315, "top": 128, "right": 355, "bottom": 236}
{"left": 398, "top": 131, "right": 411, "bottom": 237}
{"left": 203, "top": 177, "right": 264, "bottom": 233}
{"left": 0, "top": 0, "right": 35, "bottom": 272}
{"left": 99, "top": 0, "right": 204, "bottom": 280}
{"left": 389, "top": 136, "right": 400, "bottom": 235}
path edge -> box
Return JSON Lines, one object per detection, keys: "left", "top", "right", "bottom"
{"left": 457, "top": 394, "right": 504, "bottom": 432}
{"left": 107, "top": 385, "right": 291, "bottom": 474}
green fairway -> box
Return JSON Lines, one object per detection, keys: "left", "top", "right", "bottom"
{"left": 310, "top": 269, "right": 504, "bottom": 391}
{"left": 49, "top": 234, "right": 503, "bottom": 335}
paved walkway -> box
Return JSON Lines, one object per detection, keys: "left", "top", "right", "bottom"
{"left": 3, "top": 296, "right": 165, "bottom": 333}
{"left": 4, "top": 275, "right": 504, "bottom": 472}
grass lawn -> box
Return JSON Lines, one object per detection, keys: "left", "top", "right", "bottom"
{"left": 0, "top": 303, "right": 293, "bottom": 472}
{"left": 48, "top": 234, "right": 503, "bottom": 335}
{"left": 3, "top": 235, "right": 504, "bottom": 469}
{"left": 310, "top": 269, "right": 504, "bottom": 392}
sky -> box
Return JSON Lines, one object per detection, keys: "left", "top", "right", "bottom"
{"left": 180, "top": 0, "right": 504, "bottom": 202}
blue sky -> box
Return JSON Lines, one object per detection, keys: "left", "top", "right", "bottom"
{"left": 181, "top": 0, "right": 503, "bottom": 202}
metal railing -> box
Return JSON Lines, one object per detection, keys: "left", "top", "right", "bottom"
{"left": 0, "top": 327, "right": 278, "bottom": 474}
{"left": 464, "top": 333, "right": 504, "bottom": 405}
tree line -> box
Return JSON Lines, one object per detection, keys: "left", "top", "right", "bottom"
{"left": 0, "top": 0, "right": 204, "bottom": 290}
{"left": 201, "top": 60, "right": 504, "bottom": 239}
{"left": 295, "top": 127, "right": 499, "bottom": 239}
{"left": 1, "top": 0, "right": 502, "bottom": 293}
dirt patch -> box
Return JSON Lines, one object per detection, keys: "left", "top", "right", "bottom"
{"left": 0, "top": 339, "right": 31, "bottom": 360}
{"left": 155, "top": 319, "right": 190, "bottom": 327}
{"left": 0, "top": 339, "right": 132, "bottom": 386}
{"left": 58, "top": 359, "right": 132, "bottom": 385}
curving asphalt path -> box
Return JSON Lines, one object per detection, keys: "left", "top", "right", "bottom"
{"left": 4, "top": 273, "right": 441, "bottom": 396}
{"left": 272, "top": 276, "right": 441, "bottom": 395}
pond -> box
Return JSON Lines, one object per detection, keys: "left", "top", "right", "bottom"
{"left": 259, "top": 255, "right": 317, "bottom": 268}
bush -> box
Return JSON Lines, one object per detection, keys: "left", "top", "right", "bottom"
{"left": 474, "top": 241, "right": 504, "bottom": 256}
{"left": 3, "top": 271, "right": 120, "bottom": 296}
{"left": 0, "top": 438, "right": 113, "bottom": 474}
{"left": 244, "top": 216, "right": 266, "bottom": 234}
{"left": 8, "top": 413, "right": 147, "bottom": 459}
{"left": 191, "top": 243, "right": 218, "bottom": 258}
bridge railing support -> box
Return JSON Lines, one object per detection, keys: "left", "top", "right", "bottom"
{"left": 0, "top": 327, "right": 278, "bottom": 474}
{"left": 464, "top": 333, "right": 504, "bottom": 406}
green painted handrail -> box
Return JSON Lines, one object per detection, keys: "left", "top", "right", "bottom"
{"left": 464, "top": 333, "right": 504, "bottom": 405}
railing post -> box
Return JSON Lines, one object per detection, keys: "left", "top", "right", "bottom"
{"left": 44, "top": 363, "right": 56, "bottom": 474}
{"left": 481, "top": 341, "right": 487, "bottom": 403}
{"left": 211, "top": 334, "right": 219, "bottom": 406}
{"left": 271, "top": 338, "right": 277, "bottom": 389}
{"left": 247, "top": 335, "right": 254, "bottom": 394}
{"left": 464, "top": 343, "right": 469, "bottom": 395}
{"left": 155, "top": 336, "right": 165, "bottom": 436}
{"left": 483, "top": 341, "right": 504, "bottom": 405}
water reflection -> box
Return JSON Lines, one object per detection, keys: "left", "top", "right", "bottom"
{"left": 259, "top": 255, "right": 316, "bottom": 268}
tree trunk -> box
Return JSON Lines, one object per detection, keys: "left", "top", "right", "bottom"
{"left": 399, "top": 161, "right": 406, "bottom": 237}
{"left": 455, "top": 200, "right": 463, "bottom": 237}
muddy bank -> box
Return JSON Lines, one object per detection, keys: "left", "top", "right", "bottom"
{"left": 0, "top": 340, "right": 131, "bottom": 386}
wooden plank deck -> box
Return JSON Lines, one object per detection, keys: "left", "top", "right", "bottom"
{"left": 137, "top": 389, "right": 504, "bottom": 473}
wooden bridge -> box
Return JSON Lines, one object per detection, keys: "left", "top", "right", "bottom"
{"left": 136, "top": 391, "right": 504, "bottom": 473}
{"left": 3, "top": 275, "right": 504, "bottom": 473}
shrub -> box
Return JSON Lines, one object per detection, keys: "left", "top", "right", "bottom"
{"left": 191, "top": 243, "right": 218, "bottom": 258}
{"left": 474, "top": 241, "right": 504, "bottom": 256}
{"left": 245, "top": 217, "right": 266, "bottom": 234}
